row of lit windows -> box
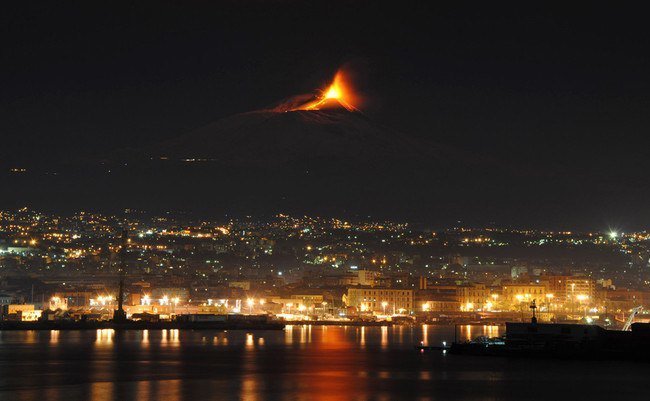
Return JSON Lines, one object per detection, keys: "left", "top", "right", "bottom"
{"left": 357, "top": 290, "right": 412, "bottom": 296}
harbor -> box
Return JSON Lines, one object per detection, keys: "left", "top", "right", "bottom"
{"left": 442, "top": 302, "right": 650, "bottom": 361}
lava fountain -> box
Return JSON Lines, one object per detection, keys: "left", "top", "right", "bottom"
{"left": 293, "top": 70, "right": 359, "bottom": 112}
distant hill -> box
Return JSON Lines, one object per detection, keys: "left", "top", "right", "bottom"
{"left": 1, "top": 104, "right": 510, "bottom": 224}
{"left": 139, "top": 108, "right": 452, "bottom": 171}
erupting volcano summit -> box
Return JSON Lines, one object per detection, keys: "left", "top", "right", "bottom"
{"left": 127, "top": 67, "right": 447, "bottom": 168}
{"left": 292, "top": 70, "right": 359, "bottom": 112}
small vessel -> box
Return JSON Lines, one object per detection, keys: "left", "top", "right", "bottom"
{"left": 415, "top": 340, "right": 452, "bottom": 352}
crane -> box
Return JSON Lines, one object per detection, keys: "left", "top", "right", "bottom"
{"left": 622, "top": 306, "right": 643, "bottom": 331}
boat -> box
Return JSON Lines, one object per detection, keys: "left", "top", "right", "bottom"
{"left": 415, "top": 340, "right": 452, "bottom": 352}
{"left": 449, "top": 301, "right": 650, "bottom": 360}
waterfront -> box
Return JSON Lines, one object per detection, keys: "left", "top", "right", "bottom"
{"left": 1, "top": 325, "right": 649, "bottom": 400}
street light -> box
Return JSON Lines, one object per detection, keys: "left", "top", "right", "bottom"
{"left": 247, "top": 298, "right": 254, "bottom": 314}
{"left": 545, "top": 293, "right": 554, "bottom": 314}
{"left": 576, "top": 294, "right": 589, "bottom": 317}
{"left": 382, "top": 301, "right": 388, "bottom": 315}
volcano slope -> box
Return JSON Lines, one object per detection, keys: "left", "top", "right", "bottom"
{"left": 100, "top": 106, "right": 492, "bottom": 218}
{"left": 4, "top": 105, "right": 503, "bottom": 222}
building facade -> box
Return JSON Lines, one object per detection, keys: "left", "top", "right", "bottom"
{"left": 345, "top": 287, "right": 414, "bottom": 314}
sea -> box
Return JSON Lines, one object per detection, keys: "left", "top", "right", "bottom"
{"left": 0, "top": 325, "right": 648, "bottom": 401}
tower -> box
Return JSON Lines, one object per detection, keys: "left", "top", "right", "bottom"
{"left": 530, "top": 299, "right": 537, "bottom": 324}
{"left": 113, "top": 229, "right": 128, "bottom": 323}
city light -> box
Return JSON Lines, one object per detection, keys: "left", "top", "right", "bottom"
{"left": 1, "top": 210, "right": 645, "bottom": 342}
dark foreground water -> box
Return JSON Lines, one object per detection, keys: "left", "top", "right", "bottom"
{"left": 0, "top": 325, "right": 648, "bottom": 401}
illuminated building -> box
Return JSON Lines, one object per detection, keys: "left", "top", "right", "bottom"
{"left": 502, "top": 283, "right": 547, "bottom": 309}
{"left": 565, "top": 278, "right": 596, "bottom": 301}
{"left": 345, "top": 287, "right": 413, "bottom": 314}
{"left": 357, "top": 270, "right": 379, "bottom": 286}
{"left": 1, "top": 304, "right": 42, "bottom": 321}
{"left": 457, "top": 284, "right": 490, "bottom": 311}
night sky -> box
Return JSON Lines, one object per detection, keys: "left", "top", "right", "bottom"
{"left": 2, "top": 2, "right": 649, "bottom": 229}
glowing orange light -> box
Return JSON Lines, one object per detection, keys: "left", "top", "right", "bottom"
{"left": 294, "top": 70, "right": 358, "bottom": 111}
{"left": 324, "top": 86, "right": 341, "bottom": 99}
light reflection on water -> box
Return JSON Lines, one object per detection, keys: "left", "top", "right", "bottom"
{"left": 95, "top": 329, "right": 114, "bottom": 346}
{"left": 2, "top": 324, "right": 649, "bottom": 401}
{"left": 50, "top": 330, "right": 59, "bottom": 344}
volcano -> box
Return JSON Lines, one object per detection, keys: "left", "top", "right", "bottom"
{"left": 143, "top": 70, "right": 440, "bottom": 169}
{"left": 97, "top": 94, "right": 470, "bottom": 218}
{"left": 18, "top": 70, "right": 491, "bottom": 221}
{"left": 98, "top": 70, "right": 484, "bottom": 219}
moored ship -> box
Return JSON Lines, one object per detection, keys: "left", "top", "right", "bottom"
{"left": 450, "top": 301, "right": 650, "bottom": 360}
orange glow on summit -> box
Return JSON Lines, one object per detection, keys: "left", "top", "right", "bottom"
{"left": 294, "top": 71, "right": 359, "bottom": 112}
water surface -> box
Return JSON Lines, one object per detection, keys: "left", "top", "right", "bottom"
{"left": 0, "top": 325, "right": 647, "bottom": 400}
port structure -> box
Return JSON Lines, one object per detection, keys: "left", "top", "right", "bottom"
{"left": 113, "top": 229, "right": 128, "bottom": 323}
